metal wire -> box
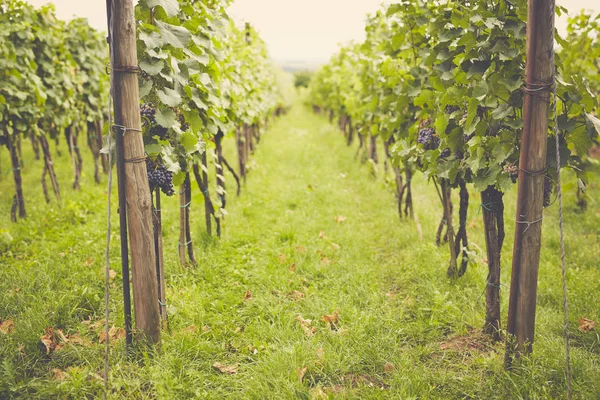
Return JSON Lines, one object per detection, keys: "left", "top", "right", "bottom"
{"left": 553, "top": 65, "right": 572, "bottom": 400}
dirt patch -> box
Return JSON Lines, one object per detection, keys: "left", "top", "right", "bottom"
{"left": 439, "top": 328, "right": 494, "bottom": 352}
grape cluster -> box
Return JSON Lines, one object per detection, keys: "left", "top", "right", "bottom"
{"left": 445, "top": 105, "right": 460, "bottom": 114}
{"left": 178, "top": 113, "right": 190, "bottom": 132}
{"left": 503, "top": 163, "right": 519, "bottom": 183}
{"left": 417, "top": 128, "right": 440, "bottom": 150}
{"left": 440, "top": 148, "right": 451, "bottom": 158}
{"left": 146, "top": 158, "right": 175, "bottom": 196}
{"left": 543, "top": 175, "right": 553, "bottom": 207}
{"left": 140, "top": 103, "right": 156, "bottom": 125}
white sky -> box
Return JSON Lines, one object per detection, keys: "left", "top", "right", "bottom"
{"left": 26, "top": 0, "right": 600, "bottom": 63}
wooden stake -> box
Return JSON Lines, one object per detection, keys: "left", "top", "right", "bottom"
{"left": 108, "top": 0, "right": 160, "bottom": 344}
{"left": 506, "top": 0, "right": 555, "bottom": 362}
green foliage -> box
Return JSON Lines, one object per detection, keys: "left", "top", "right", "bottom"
{"left": 309, "top": 0, "right": 600, "bottom": 192}
{"left": 293, "top": 71, "right": 313, "bottom": 88}
{"left": 136, "top": 0, "right": 295, "bottom": 184}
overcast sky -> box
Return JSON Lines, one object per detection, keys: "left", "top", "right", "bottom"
{"left": 27, "top": 0, "right": 599, "bottom": 63}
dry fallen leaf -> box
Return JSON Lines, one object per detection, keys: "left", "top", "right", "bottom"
{"left": 384, "top": 363, "right": 395, "bottom": 372}
{"left": 289, "top": 290, "right": 305, "bottom": 301}
{"left": 297, "top": 366, "right": 308, "bottom": 382}
{"left": 330, "top": 242, "right": 341, "bottom": 250}
{"left": 296, "top": 315, "right": 317, "bottom": 336}
{"left": 182, "top": 325, "right": 198, "bottom": 334}
{"left": 278, "top": 254, "right": 287, "bottom": 264}
{"left": 39, "top": 327, "right": 57, "bottom": 354}
{"left": 295, "top": 246, "right": 307, "bottom": 253}
{"left": 320, "top": 256, "right": 332, "bottom": 265}
{"left": 244, "top": 290, "right": 253, "bottom": 301}
{"left": 289, "top": 263, "right": 296, "bottom": 272}
{"left": 213, "top": 362, "right": 238, "bottom": 375}
{"left": 322, "top": 310, "right": 339, "bottom": 330}
{"left": 316, "top": 347, "right": 325, "bottom": 361}
{"left": 83, "top": 258, "right": 94, "bottom": 267}
{"left": 319, "top": 231, "right": 327, "bottom": 239}
{"left": 51, "top": 368, "right": 69, "bottom": 381}
{"left": 109, "top": 270, "right": 117, "bottom": 280}
{"left": 98, "top": 326, "right": 126, "bottom": 344}
{"left": 0, "top": 319, "right": 15, "bottom": 334}
{"left": 334, "top": 215, "right": 347, "bottom": 223}
{"left": 578, "top": 318, "right": 597, "bottom": 332}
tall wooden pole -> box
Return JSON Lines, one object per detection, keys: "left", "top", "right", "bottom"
{"left": 506, "top": 0, "right": 555, "bottom": 363}
{"left": 108, "top": 0, "right": 161, "bottom": 344}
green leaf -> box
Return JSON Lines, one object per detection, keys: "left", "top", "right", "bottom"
{"left": 154, "top": 20, "right": 192, "bottom": 49}
{"left": 155, "top": 108, "right": 177, "bottom": 128}
{"left": 139, "top": 59, "right": 164, "bottom": 76}
{"left": 145, "top": 0, "right": 179, "bottom": 17}
{"left": 157, "top": 87, "right": 182, "bottom": 107}
{"left": 180, "top": 131, "right": 199, "bottom": 153}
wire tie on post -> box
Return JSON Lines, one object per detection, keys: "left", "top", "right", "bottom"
{"left": 515, "top": 216, "right": 544, "bottom": 234}
{"left": 106, "top": 63, "right": 140, "bottom": 75}
{"left": 124, "top": 156, "right": 147, "bottom": 164}
{"left": 180, "top": 201, "right": 191, "bottom": 209}
{"left": 203, "top": 189, "right": 210, "bottom": 196}
{"left": 520, "top": 165, "right": 548, "bottom": 176}
{"left": 178, "top": 240, "right": 192, "bottom": 247}
{"left": 111, "top": 124, "right": 142, "bottom": 136}
{"left": 158, "top": 299, "right": 167, "bottom": 307}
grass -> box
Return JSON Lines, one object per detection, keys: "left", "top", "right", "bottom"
{"left": 0, "top": 102, "right": 599, "bottom": 399}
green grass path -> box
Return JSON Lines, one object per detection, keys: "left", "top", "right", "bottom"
{"left": 0, "top": 103, "right": 599, "bottom": 398}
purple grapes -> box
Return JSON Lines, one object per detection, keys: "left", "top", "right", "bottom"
{"left": 417, "top": 128, "right": 440, "bottom": 150}
{"left": 146, "top": 158, "right": 175, "bottom": 196}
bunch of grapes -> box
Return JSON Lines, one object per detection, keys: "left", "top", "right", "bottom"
{"left": 178, "top": 112, "right": 190, "bottom": 132}
{"left": 150, "top": 125, "right": 168, "bottom": 140}
{"left": 503, "top": 163, "right": 519, "bottom": 183}
{"left": 439, "top": 148, "right": 451, "bottom": 158}
{"left": 445, "top": 105, "right": 460, "bottom": 114}
{"left": 543, "top": 175, "right": 553, "bottom": 207}
{"left": 146, "top": 158, "right": 175, "bottom": 196}
{"left": 417, "top": 128, "right": 440, "bottom": 150}
{"left": 140, "top": 103, "right": 156, "bottom": 125}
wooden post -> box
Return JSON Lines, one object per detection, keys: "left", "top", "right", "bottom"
{"left": 506, "top": 0, "right": 555, "bottom": 362}
{"left": 108, "top": 0, "right": 161, "bottom": 344}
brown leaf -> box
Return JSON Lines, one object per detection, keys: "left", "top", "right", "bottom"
{"left": 295, "top": 246, "right": 307, "bottom": 253}
{"left": 334, "top": 215, "right": 347, "bottom": 223}
{"left": 330, "top": 242, "right": 341, "bottom": 250}
{"left": 109, "top": 270, "right": 117, "bottom": 280}
{"left": 213, "top": 362, "right": 238, "bottom": 375}
{"left": 322, "top": 310, "right": 339, "bottom": 329}
{"left": 83, "top": 258, "right": 94, "bottom": 267}
{"left": 289, "top": 263, "right": 296, "bottom": 272}
{"left": 289, "top": 290, "right": 305, "bottom": 301}
{"left": 320, "top": 256, "right": 332, "bottom": 265}
{"left": 182, "top": 325, "right": 198, "bottom": 334}
{"left": 319, "top": 231, "right": 327, "bottom": 239}
{"left": 39, "top": 327, "right": 57, "bottom": 354}
{"left": 297, "top": 366, "right": 308, "bottom": 382}
{"left": 578, "top": 318, "right": 597, "bottom": 332}
{"left": 202, "top": 325, "right": 210, "bottom": 332}
{"left": 383, "top": 362, "right": 395, "bottom": 372}
{"left": 278, "top": 254, "right": 287, "bottom": 264}
{"left": 0, "top": 319, "right": 15, "bottom": 334}
{"left": 98, "top": 326, "right": 126, "bottom": 344}
{"left": 244, "top": 290, "right": 253, "bottom": 301}
{"left": 316, "top": 347, "right": 325, "bottom": 361}
{"left": 51, "top": 368, "right": 69, "bottom": 381}
{"left": 296, "top": 315, "right": 317, "bottom": 336}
